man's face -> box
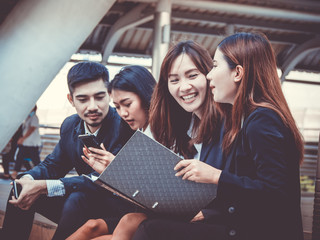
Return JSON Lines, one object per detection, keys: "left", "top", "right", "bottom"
{"left": 68, "top": 78, "right": 110, "bottom": 133}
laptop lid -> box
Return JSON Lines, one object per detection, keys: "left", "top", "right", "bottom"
{"left": 96, "top": 130, "right": 217, "bottom": 219}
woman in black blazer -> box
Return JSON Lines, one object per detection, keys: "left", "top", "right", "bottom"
{"left": 132, "top": 32, "right": 304, "bottom": 240}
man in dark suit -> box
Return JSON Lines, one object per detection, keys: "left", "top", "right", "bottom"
{"left": 1, "top": 61, "right": 134, "bottom": 240}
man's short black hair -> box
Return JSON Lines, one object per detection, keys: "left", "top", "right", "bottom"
{"left": 67, "top": 61, "right": 109, "bottom": 95}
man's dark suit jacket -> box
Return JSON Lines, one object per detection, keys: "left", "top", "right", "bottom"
{"left": 25, "top": 106, "right": 134, "bottom": 194}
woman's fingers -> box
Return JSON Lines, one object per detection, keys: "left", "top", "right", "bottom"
{"left": 87, "top": 152, "right": 101, "bottom": 159}
{"left": 174, "top": 160, "right": 209, "bottom": 182}
{"left": 190, "top": 211, "right": 204, "bottom": 222}
{"left": 83, "top": 147, "right": 90, "bottom": 158}
{"left": 174, "top": 159, "right": 191, "bottom": 171}
{"left": 100, "top": 143, "right": 107, "bottom": 151}
{"left": 175, "top": 160, "right": 193, "bottom": 177}
{"left": 81, "top": 155, "right": 95, "bottom": 168}
{"left": 181, "top": 167, "right": 197, "bottom": 180}
{"left": 88, "top": 147, "right": 109, "bottom": 156}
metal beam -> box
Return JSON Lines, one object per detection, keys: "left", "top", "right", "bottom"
{"left": 280, "top": 37, "right": 320, "bottom": 82}
{"left": 171, "top": 11, "right": 320, "bottom": 35}
{"left": 176, "top": 1, "right": 320, "bottom": 24}
{"left": 123, "top": 0, "right": 320, "bottom": 23}
{"left": 138, "top": 22, "right": 308, "bottom": 45}
{"left": 237, "top": 0, "right": 320, "bottom": 11}
{"left": 294, "top": 65, "right": 320, "bottom": 73}
{"left": 101, "top": 3, "right": 153, "bottom": 64}
{"left": 284, "top": 79, "right": 320, "bottom": 86}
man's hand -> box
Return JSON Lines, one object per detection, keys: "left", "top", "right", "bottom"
{"left": 81, "top": 143, "right": 115, "bottom": 174}
{"left": 9, "top": 179, "right": 47, "bottom": 210}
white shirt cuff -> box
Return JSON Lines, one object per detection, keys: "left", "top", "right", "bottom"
{"left": 46, "top": 180, "right": 65, "bottom": 197}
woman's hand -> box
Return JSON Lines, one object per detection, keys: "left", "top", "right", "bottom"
{"left": 81, "top": 143, "right": 115, "bottom": 174}
{"left": 190, "top": 211, "right": 205, "bottom": 222}
{"left": 174, "top": 159, "right": 222, "bottom": 184}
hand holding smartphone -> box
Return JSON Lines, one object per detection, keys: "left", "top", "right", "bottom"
{"left": 78, "top": 134, "right": 102, "bottom": 150}
{"left": 13, "top": 181, "right": 22, "bottom": 199}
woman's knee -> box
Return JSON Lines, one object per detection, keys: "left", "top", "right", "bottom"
{"left": 119, "top": 213, "right": 147, "bottom": 226}
{"left": 83, "top": 219, "right": 106, "bottom": 233}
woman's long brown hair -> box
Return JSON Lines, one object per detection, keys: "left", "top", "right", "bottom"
{"left": 149, "top": 40, "right": 221, "bottom": 158}
{"left": 216, "top": 32, "right": 304, "bottom": 164}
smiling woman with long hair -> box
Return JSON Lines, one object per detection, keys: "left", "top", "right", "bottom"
{"left": 131, "top": 32, "right": 304, "bottom": 240}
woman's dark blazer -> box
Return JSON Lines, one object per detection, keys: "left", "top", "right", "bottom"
{"left": 212, "top": 107, "right": 303, "bottom": 240}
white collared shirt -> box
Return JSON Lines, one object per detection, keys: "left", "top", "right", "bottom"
{"left": 187, "top": 117, "right": 202, "bottom": 160}
{"left": 84, "top": 122, "right": 100, "bottom": 136}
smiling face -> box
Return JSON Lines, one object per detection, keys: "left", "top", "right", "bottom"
{"left": 167, "top": 54, "right": 207, "bottom": 118}
{"left": 111, "top": 89, "right": 148, "bottom": 131}
{"left": 67, "top": 78, "right": 110, "bottom": 133}
{"left": 207, "top": 48, "right": 239, "bottom": 105}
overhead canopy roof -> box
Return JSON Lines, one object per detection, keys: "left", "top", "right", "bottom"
{"left": 1, "top": 0, "right": 320, "bottom": 80}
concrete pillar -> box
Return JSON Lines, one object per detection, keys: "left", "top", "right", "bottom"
{"left": 0, "top": 0, "right": 116, "bottom": 151}
{"left": 152, "top": 0, "right": 172, "bottom": 81}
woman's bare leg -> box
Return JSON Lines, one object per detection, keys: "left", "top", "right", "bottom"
{"left": 111, "top": 213, "right": 147, "bottom": 240}
{"left": 66, "top": 219, "right": 109, "bottom": 240}
{"left": 91, "top": 235, "right": 112, "bottom": 240}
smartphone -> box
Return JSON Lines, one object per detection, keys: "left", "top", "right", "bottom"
{"left": 78, "top": 134, "right": 102, "bottom": 149}
{"left": 13, "top": 181, "right": 22, "bottom": 199}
